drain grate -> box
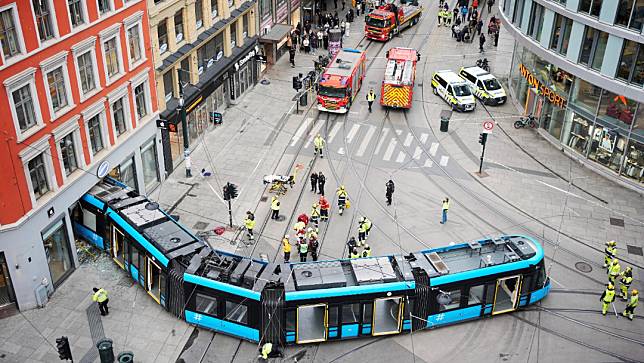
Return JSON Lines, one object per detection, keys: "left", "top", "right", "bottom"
{"left": 575, "top": 261, "right": 593, "bottom": 273}
{"left": 609, "top": 218, "right": 624, "bottom": 227}
{"left": 193, "top": 221, "right": 209, "bottom": 230}
{"left": 627, "top": 245, "right": 643, "bottom": 256}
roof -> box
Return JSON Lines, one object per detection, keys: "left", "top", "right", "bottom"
{"left": 259, "top": 23, "right": 292, "bottom": 42}
{"left": 385, "top": 48, "right": 417, "bottom": 85}
{"left": 320, "top": 49, "right": 365, "bottom": 85}
{"left": 435, "top": 70, "right": 468, "bottom": 84}
{"left": 462, "top": 66, "right": 492, "bottom": 78}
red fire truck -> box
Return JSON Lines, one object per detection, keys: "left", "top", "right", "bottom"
{"left": 365, "top": 1, "right": 423, "bottom": 41}
{"left": 381, "top": 47, "right": 419, "bottom": 109}
{"left": 317, "top": 48, "right": 367, "bottom": 113}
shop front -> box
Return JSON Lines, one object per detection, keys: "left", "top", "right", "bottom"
{"left": 509, "top": 43, "right": 644, "bottom": 188}
{"left": 41, "top": 218, "right": 74, "bottom": 287}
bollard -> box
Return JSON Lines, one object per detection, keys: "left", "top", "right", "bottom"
{"left": 440, "top": 117, "right": 449, "bottom": 132}
{"left": 96, "top": 338, "right": 115, "bottom": 363}
{"left": 117, "top": 351, "right": 134, "bottom": 363}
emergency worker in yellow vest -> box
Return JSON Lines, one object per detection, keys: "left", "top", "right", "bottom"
{"left": 619, "top": 266, "right": 633, "bottom": 300}
{"left": 604, "top": 240, "right": 617, "bottom": 269}
{"left": 622, "top": 289, "right": 638, "bottom": 321}
{"left": 92, "top": 287, "right": 109, "bottom": 316}
{"left": 600, "top": 284, "right": 615, "bottom": 316}
{"left": 314, "top": 134, "right": 325, "bottom": 158}
{"left": 366, "top": 89, "right": 376, "bottom": 112}
{"left": 608, "top": 258, "right": 621, "bottom": 284}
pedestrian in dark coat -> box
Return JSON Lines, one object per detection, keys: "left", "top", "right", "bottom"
{"left": 289, "top": 47, "right": 296, "bottom": 67}
{"left": 476, "top": 19, "right": 483, "bottom": 35}
{"left": 487, "top": 0, "right": 494, "bottom": 13}
{"left": 385, "top": 179, "right": 395, "bottom": 205}
{"left": 310, "top": 172, "right": 319, "bottom": 192}
{"left": 494, "top": 29, "right": 500, "bottom": 46}
{"left": 317, "top": 172, "right": 326, "bottom": 195}
{"left": 479, "top": 33, "right": 486, "bottom": 52}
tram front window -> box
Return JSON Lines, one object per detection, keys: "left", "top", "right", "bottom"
{"left": 319, "top": 86, "right": 346, "bottom": 98}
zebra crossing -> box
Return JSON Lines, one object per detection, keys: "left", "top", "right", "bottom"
{"left": 289, "top": 118, "right": 451, "bottom": 169}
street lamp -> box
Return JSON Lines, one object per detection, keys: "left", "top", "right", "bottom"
{"left": 176, "top": 68, "right": 200, "bottom": 178}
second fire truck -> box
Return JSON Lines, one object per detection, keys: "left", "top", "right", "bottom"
{"left": 381, "top": 47, "right": 419, "bottom": 109}
{"left": 317, "top": 48, "right": 367, "bottom": 113}
{"left": 365, "top": 1, "right": 423, "bottom": 41}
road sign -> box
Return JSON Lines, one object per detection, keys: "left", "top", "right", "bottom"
{"left": 156, "top": 119, "right": 169, "bottom": 130}
{"left": 482, "top": 120, "right": 495, "bottom": 133}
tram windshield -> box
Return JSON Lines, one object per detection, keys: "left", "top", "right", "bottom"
{"left": 366, "top": 16, "right": 387, "bottom": 28}
{"left": 319, "top": 85, "right": 346, "bottom": 98}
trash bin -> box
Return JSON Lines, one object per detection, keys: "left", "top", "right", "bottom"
{"left": 117, "top": 351, "right": 134, "bottom": 363}
{"left": 96, "top": 338, "right": 115, "bottom": 363}
{"left": 300, "top": 92, "right": 308, "bottom": 106}
{"left": 440, "top": 110, "right": 452, "bottom": 133}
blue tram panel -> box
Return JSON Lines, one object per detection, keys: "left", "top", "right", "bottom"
{"left": 76, "top": 180, "right": 550, "bottom": 346}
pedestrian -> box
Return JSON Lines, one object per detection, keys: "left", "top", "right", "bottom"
{"left": 299, "top": 239, "right": 309, "bottom": 262}
{"left": 493, "top": 29, "right": 499, "bottom": 46}
{"left": 479, "top": 32, "right": 486, "bottom": 52}
{"left": 487, "top": 0, "right": 494, "bottom": 13}
{"left": 244, "top": 212, "right": 256, "bottom": 240}
{"left": 347, "top": 236, "right": 358, "bottom": 253}
{"left": 366, "top": 89, "right": 376, "bottom": 112}
{"left": 619, "top": 266, "right": 633, "bottom": 300}
{"left": 345, "top": 20, "right": 350, "bottom": 36}
{"left": 342, "top": 0, "right": 345, "bottom": 10}
{"left": 318, "top": 171, "right": 326, "bottom": 195}
{"left": 453, "top": 8, "right": 459, "bottom": 25}
{"left": 473, "top": 0, "right": 479, "bottom": 10}
{"left": 294, "top": 220, "right": 306, "bottom": 241}
{"left": 289, "top": 47, "right": 296, "bottom": 68}
{"left": 282, "top": 235, "right": 291, "bottom": 262}
{"left": 271, "top": 196, "right": 280, "bottom": 219}
{"left": 92, "top": 287, "right": 109, "bottom": 316}
{"left": 604, "top": 240, "right": 617, "bottom": 268}
{"left": 451, "top": 23, "right": 459, "bottom": 38}
{"left": 310, "top": 172, "right": 319, "bottom": 192}
{"left": 438, "top": 8, "right": 443, "bottom": 26}
{"left": 358, "top": 218, "right": 368, "bottom": 245}
{"left": 309, "top": 237, "right": 319, "bottom": 261}
{"left": 440, "top": 197, "right": 449, "bottom": 224}
{"left": 314, "top": 134, "right": 325, "bottom": 158}
{"left": 319, "top": 195, "right": 330, "bottom": 221}
{"left": 311, "top": 203, "right": 321, "bottom": 227}
{"left": 340, "top": 20, "right": 346, "bottom": 36}
{"left": 336, "top": 185, "right": 348, "bottom": 215}
{"left": 363, "top": 216, "right": 372, "bottom": 237}
{"left": 323, "top": 30, "right": 329, "bottom": 49}
{"left": 303, "top": 36, "right": 310, "bottom": 53}
{"left": 361, "top": 244, "right": 372, "bottom": 257}
{"left": 298, "top": 213, "right": 309, "bottom": 226}
{"left": 608, "top": 258, "right": 621, "bottom": 284}
{"left": 600, "top": 283, "right": 616, "bottom": 316}
{"left": 386, "top": 179, "right": 395, "bottom": 205}
{"left": 445, "top": 7, "right": 452, "bottom": 25}
{"left": 476, "top": 19, "right": 483, "bottom": 35}
{"left": 356, "top": 2, "right": 361, "bottom": 16}
{"left": 350, "top": 247, "right": 360, "bottom": 259}
{"left": 461, "top": 6, "right": 468, "bottom": 23}
{"left": 622, "top": 289, "right": 638, "bottom": 320}
{"left": 439, "top": 0, "right": 445, "bottom": 7}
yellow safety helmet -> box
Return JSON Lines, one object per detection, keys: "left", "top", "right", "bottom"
{"left": 340, "top": 185, "right": 345, "bottom": 190}
{"left": 626, "top": 266, "right": 632, "bottom": 271}
{"left": 612, "top": 258, "right": 619, "bottom": 264}
{"left": 284, "top": 235, "right": 289, "bottom": 239}
{"left": 608, "top": 284, "right": 614, "bottom": 289}
{"left": 610, "top": 240, "right": 617, "bottom": 246}
{"left": 632, "top": 289, "right": 638, "bottom": 295}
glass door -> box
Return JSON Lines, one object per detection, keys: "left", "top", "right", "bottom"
{"left": 147, "top": 257, "right": 162, "bottom": 304}
{"left": 0, "top": 253, "right": 17, "bottom": 309}
{"left": 372, "top": 296, "right": 403, "bottom": 336}
{"left": 111, "top": 225, "right": 125, "bottom": 269}
{"left": 492, "top": 275, "right": 522, "bottom": 315}
{"left": 296, "top": 303, "right": 328, "bottom": 343}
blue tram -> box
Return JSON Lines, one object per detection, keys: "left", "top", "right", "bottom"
{"left": 73, "top": 179, "right": 550, "bottom": 345}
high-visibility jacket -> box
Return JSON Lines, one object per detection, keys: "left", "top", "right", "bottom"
{"left": 299, "top": 242, "right": 309, "bottom": 254}
{"left": 363, "top": 218, "right": 372, "bottom": 231}
{"left": 314, "top": 136, "right": 325, "bottom": 149}
{"left": 294, "top": 221, "right": 306, "bottom": 233}
{"left": 605, "top": 246, "right": 616, "bottom": 258}
{"left": 350, "top": 250, "right": 360, "bottom": 258}
{"left": 442, "top": 200, "right": 450, "bottom": 211}
{"left": 244, "top": 218, "right": 256, "bottom": 230}
{"left": 92, "top": 288, "right": 108, "bottom": 303}
{"left": 367, "top": 92, "right": 376, "bottom": 102}
{"left": 271, "top": 198, "right": 280, "bottom": 210}
{"left": 609, "top": 262, "right": 621, "bottom": 276}
{"left": 307, "top": 230, "right": 318, "bottom": 240}
{"left": 627, "top": 294, "right": 639, "bottom": 308}
{"left": 359, "top": 223, "right": 368, "bottom": 233}
{"left": 311, "top": 206, "right": 321, "bottom": 218}
{"left": 601, "top": 287, "right": 615, "bottom": 303}
{"left": 282, "top": 238, "right": 291, "bottom": 253}
{"left": 362, "top": 247, "right": 371, "bottom": 257}
{"left": 620, "top": 270, "right": 633, "bottom": 286}
{"left": 261, "top": 343, "right": 272, "bottom": 359}
{"left": 337, "top": 189, "right": 348, "bottom": 199}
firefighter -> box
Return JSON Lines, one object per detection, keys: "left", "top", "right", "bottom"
{"left": 358, "top": 218, "right": 368, "bottom": 246}
{"left": 282, "top": 235, "right": 292, "bottom": 262}
{"left": 608, "top": 258, "right": 621, "bottom": 284}
{"left": 336, "top": 185, "right": 348, "bottom": 215}
{"left": 366, "top": 89, "right": 377, "bottom": 112}
{"left": 297, "top": 213, "right": 309, "bottom": 226}
{"left": 244, "top": 212, "right": 256, "bottom": 240}
{"left": 314, "top": 134, "right": 325, "bottom": 158}
{"left": 362, "top": 244, "right": 372, "bottom": 258}
{"left": 271, "top": 196, "right": 281, "bottom": 220}
{"left": 311, "top": 203, "right": 321, "bottom": 227}
{"left": 600, "top": 283, "right": 616, "bottom": 316}
{"left": 319, "top": 196, "right": 330, "bottom": 221}
{"left": 299, "top": 239, "right": 309, "bottom": 262}
{"left": 622, "top": 289, "right": 639, "bottom": 321}
{"left": 619, "top": 266, "right": 633, "bottom": 300}
{"left": 604, "top": 240, "right": 617, "bottom": 269}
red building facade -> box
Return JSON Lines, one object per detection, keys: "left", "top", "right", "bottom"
{"left": 0, "top": 0, "right": 163, "bottom": 312}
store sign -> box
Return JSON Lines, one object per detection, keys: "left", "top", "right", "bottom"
{"left": 234, "top": 50, "right": 256, "bottom": 71}
{"left": 518, "top": 63, "right": 567, "bottom": 108}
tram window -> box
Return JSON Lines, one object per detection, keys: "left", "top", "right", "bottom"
{"left": 328, "top": 306, "right": 339, "bottom": 326}
{"left": 485, "top": 283, "right": 496, "bottom": 304}
{"left": 159, "top": 273, "right": 166, "bottom": 298}
{"left": 195, "top": 293, "right": 218, "bottom": 316}
{"left": 363, "top": 303, "right": 373, "bottom": 325}
{"left": 82, "top": 208, "right": 97, "bottom": 232}
{"left": 286, "top": 309, "right": 295, "bottom": 330}
{"left": 521, "top": 275, "right": 533, "bottom": 295}
{"left": 468, "top": 285, "right": 485, "bottom": 306}
{"left": 123, "top": 238, "right": 130, "bottom": 264}
{"left": 342, "top": 303, "right": 360, "bottom": 324}
{"left": 439, "top": 288, "right": 461, "bottom": 311}
{"left": 130, "top": 245, "right": 139, "bottom": 269}
{"left": 225, "top": 301, "right": 248, "bottom": 324}
{"left": 535, "top": 264, "right": 547, "bottom": 289}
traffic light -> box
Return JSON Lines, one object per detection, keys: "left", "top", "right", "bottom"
{"left": 292, "top": 76, "right": 302, "bottom": 91}
{"left": 56, "top": 336, "right": 72, "bottom": 361}
{"left": 223, "top": 182, "right": 238, "bottom": 201}
{"left": 478, "top": 133, "right": 488, "bottom": 145}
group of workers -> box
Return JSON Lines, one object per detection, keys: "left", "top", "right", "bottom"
{"left": 601, "top": 240, "right": 638, "bottom": 320}
{"left": 347, "top": 217, "right": 373, "bottom": 258}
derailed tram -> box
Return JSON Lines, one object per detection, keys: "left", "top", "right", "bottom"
{"left": 73, "top": 179, "right": 550, "bottom": 346}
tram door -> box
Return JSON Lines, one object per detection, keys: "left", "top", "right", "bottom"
{"left": 492, "top": 275, "right": 522, "bottom": 315}
{"left": 111, "top": 226, "right": 125, "bottom": 269}
{"left": 372, "top": 296, "right": 403, "bottom": 336}
{"left": 147, "top": 258, "right": 162, "bottom": 304}
{"left": 296, "top": 304, "right": 327, "bottom": 343}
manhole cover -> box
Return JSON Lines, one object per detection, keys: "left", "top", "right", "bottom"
{"left": 193, "top": 221, "right": 209, "bottom": 230}
{"left": 627, "top": 244, "right": 643, "bottom": 256}
{"left": 575, "top": 261, "right": 593, "bottom": 273}
{"left": 609, "top": 218, "right": 624, "bottom": 227}
{"left": 260, "top": 79, "right": 270, "bottom": 85}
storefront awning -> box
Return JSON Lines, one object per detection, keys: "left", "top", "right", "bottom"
{"left": 259, "top": 24, "right": 292, "bottom": 43}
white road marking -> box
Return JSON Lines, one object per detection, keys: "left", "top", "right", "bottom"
{"left": 413, "top": 146, "right": 422, "bottom": 159}
{"left": 291, "top": 117, "right": 313, "bottom": 146}
{"left": 420, "top": 133, "right": 429, "bottom": 144}
{"left": 346, "top": 124, "right": 361, "bottom": 143}
{"left": 429, "top": 142, "right": 439, "bottom": 156}
{"left": 424, "top": 159, "right": 433, "bottom": 168}
{"left": 383, "top": 139, "right": 397, "bottom": 161}
{"left": 549, "top": 277, "right": 566, "bottom": 288}
{"left": 374, "top": 128, "right": 390, "bottom": 154}
{"left": 328, "top": 123, "right": 342, "bottom": 143}
{"left": 337, "top": 147, "right": 345, "bottom": 155}
{"left": 395, "top": 129, "right": 403, "bottom": 135}
{"left": 403, "top": 133, "right": 413, "bottom": 147}
{"left": 304, "top": 119, "right": 326, "bottom": 148}
{"left": 356, "top": 125, "right": 376, "bottom": 157}
{"left": 396, "top": 151, "right": 406, "bottom": 163}
{"left": 439, "top": 155, "right": 449, "bottom": 166}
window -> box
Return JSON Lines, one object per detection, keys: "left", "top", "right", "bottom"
{"left": 468, "top": 285, "right": 485, "bottom": 305}
{"left": 46, "top": 67, "right": 69, "bottom": 113}
{"left": 243, "top": 13, "right": 249, "bottom": 37}
{"left": 579, "top": 27, "right": 608, "bottom": 70}
{"left": 77, "top": 51, "right": 97, "bottom": 94}
{"left": 33, "top": 0, "right": 55, "bottom": 41}
{"left": 112, "top": 156, "right": 137, "bottom": 190}
{"left": 195, "top": 0, "right": 203, "bottom": 29}
{"left": 225, "top": 301, "right": 247, "bottom": 324}
{"left": 112, "top": 98, "right": 127, "bottom": 135}
{"left": 0, "top": 7, "right": 21, "bottom": 59}
{"left": 68, "top": 0, "right": 85, "bottom": 28}
{"left": 342, "top": 303, "right": 360, "bottom": 323}
{"left": 231, "top": 22, "right": 237, "bottom": 48}
{"left": 438, "top": 287, "right": 461, "bottom": 311}
{"left": 163, "top": 71, "right": 173, "bottom": 101}
{"left": 630, "top": 0, "right": 644, "bottom": 31}
{"left": 158, "top": 21, "right": 168, "bottom": 53}
{"left": 591, "top": 31, "right": 608, "bottom": 71}
{"left": 196, "top": 294, "right": 218, "bottom": 316}
{"left": 87, "top": 115, "right": 103, "bottom": 155}
{"left": 97, "top": 0, "right": 111, "bottom": 15}
{"left": 550, "top": 15, "right": 573, "bottom": 55}
{"left": 141, "top": 140, "right": 159, "bottom": 189}
{"left": 214, "top": 32, "right": 224, "bottom": 60}
{"left": 127, "top": 24, "right": 143, "bottom": 64}
{"left": 42, "top": 219, "right": 74, "bottom": 285}
{"left": 259, "top": 0, "right": 271, "bottom": 19}
{"left": 228, "top": 0, "right": 234, "bottom": 8}
{"left": 512, "top": 0, "right": 525, "bottom": 25}
{"left": 174, "top": 10, "right": 184, "bottom": 43}
{"left": 59, "top": 133, "right": 78, "bottom": 176}
{"left": 104, "top": 37, "right": 121, "bottom": 79}
{"left": 617, "top": 40, "right": 644, "bottom": 86}
{"left": 579, "top": 27, "right": 596, "bottom": 65}
{"left": 130, "top": 245, "right": 139, "bottom": 269}
{"left": 579, "top": 0, "right": 602, "bottom": 16}
{"left": 616, "top": 0, "right": 636, "bottom": 27}
{"left": 134, "top": 83, "right": 148, "bottom": 119}
{"left": 362, "top": 303, "right": 373, "bottom": 325}
{"left": 28, "top": 154, "right": 50, "bottom": 199}
{"left": 211, "top": 0, "right": 218, "bottom": 18}
{"left": 527, "top": 4, "right": 545, "bottom": 40}
{"left": 13, "top": 84, "right": 37, "bottom": 132}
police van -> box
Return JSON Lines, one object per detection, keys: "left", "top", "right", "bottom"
{"left": 431, "top": 70, "right": 476, "bottom": 112}
{"left": 459, "top": 66, "right": 507, "bottom": 105}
